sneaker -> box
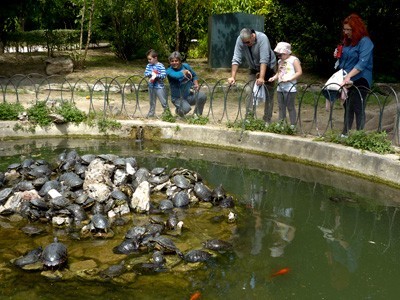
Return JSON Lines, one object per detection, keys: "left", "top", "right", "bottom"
{"left": 146, "top": 113, "right": 155, "bottom": 118}
{"left": 340, "top": 134, "right": 348, "bottom": 138}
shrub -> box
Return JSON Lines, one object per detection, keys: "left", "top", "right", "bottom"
{"left": 26, "top": 101, "right": 52, "bottom": 127}
{"left": 0, "top": 103, "right": 24, "bottom": 120}
{"left": 56, "top": 102, "right": 87, "bottom": 124}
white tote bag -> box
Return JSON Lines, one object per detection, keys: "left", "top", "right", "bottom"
{"left": 324, "top": 69, "right": 347, "bottom": 91}
{"left": 252, "top": 84, "right": 266, "bottom": 105}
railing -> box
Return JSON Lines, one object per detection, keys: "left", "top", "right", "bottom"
{"left": 0, "top": 73, "right": 399, "bottom": 145}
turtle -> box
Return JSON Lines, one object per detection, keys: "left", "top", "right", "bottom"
{"left": 113, "top": 238, "right": 140, "bottom": 254}
{"left": 184, "top": 249, "right": 212, "bottom": 263}
{"left": 172, "top": 174, "right": 191, "bottom": 189}
{"left": 13, "top": 246, "right": 43, "bottom": 269}
{"left": 151, "top": 167, "right": 166, "bottom": 176}
{"left": 20, "top": 224, "right": 46, "bottom": 236}
{"left": 100, "top": 261, "right": 126, "bottom": 279}
{"left": 150, "top": 236, "right": 183, "bottom": 258}
{"left": 59, "top": 172, "right": 84, "bottom": 189}
{"left": 89, "top": 213, "right": 111, "bottom": 237}
{"left": 203, "top": 239, "right": 233, "bottom": 252}
{"left": 172, "top": 191, "right": 190, "bottom": 207}
{"left": 219, "top": 196, "right": 235, "bottom": 208}
{"left": 212, "top": 184, "right": 226, "bottom": 202}
{"left": 125, "top": 225, "right": 146, "bottom": 240}
{"left": 0, "top": 188, "right": 13, "bottom": 205}
{"left": 152, "top": 250, "right": 166, "bottom": 266}
{"left": 15, "top": 180, "right": 35, "bottom": 192}
{"left": 41, "top": 237, "right": 68, "bottom": 270}
{"left": 159, "top": 199, "right": 174, "bottom": 211}
{"left": 193, "top": 182, "right": 212, "bottom": 202}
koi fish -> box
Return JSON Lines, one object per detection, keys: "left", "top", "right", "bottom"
{"left": 190, "top": 291, "right": 202, "bottom": 300}
{"left": 271, "top": 267, "right": 290, "bottom": 278}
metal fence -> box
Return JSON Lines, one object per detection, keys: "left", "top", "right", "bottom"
{"left": 1, "top": 73, "right": 399, "bottom": 145}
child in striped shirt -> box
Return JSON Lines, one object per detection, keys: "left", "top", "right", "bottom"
{"left": 144, "top": 49, "right": 168, "bottom": 117}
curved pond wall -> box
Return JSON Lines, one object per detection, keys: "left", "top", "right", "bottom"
{"left": 1, "top": 120, "right": 399, "bottom": 188}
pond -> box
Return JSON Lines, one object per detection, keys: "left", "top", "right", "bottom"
{"left": 0, "top": 137, "right": 400, "bottom": 299}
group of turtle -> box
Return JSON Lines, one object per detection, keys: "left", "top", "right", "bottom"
{"left": 0, "top": 149, "right": 236, "bottom": 278}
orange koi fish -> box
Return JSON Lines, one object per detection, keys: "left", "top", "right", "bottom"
{"left": 190, "top": 291, "right": 202, "bottom": 300}
{"left": 271, "top": 267, "right": 291, "bottom": 278}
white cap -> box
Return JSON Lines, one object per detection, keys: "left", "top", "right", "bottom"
{"left": 274, "top": 42, "right": 292, "bottom": 54}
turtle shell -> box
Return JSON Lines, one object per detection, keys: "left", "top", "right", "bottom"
{"left": 184, "top": 249, "right": 212, "bottom": 263}
{"left": 38, "top": 180, "right": 62, "bottom": 197}
{"left": 194, "top": 182, "right": 212, "bottom": 202}
{"left": 14, "top": 246, "right": 43, "bottom": 268}
{"left": 0, "top": 188, "right": 13, "bottom": 204}
{"left": 15, "top": 181, "right": 35, "bottom": 192}
{"left": 20, "top": 224, "right": 45, "bottom": 236}
{"left": 91, "top": 213, "right": 109, "bottom": 231}
{"left": 203, "top": 239, "right": 233, "bottom": 251}
{"left": 172, "top": 191, "right": 190, "bottom": 207}
{"left": 159, "top": 199, "right": 174, "bottom": 211}
{"left": 113, "top": 239, "right": 140, "bottom": 254}
{"left": 152, "top": 250, "right": 166, "bottom": 265}
{"left": 151, "top": 167, "right": 166, "bottom": 176}
{"left": 100, "top": 261, "right": 126, "bottom": 279}
{"left": 125, "top": 225, "right": 146, "bottom": 240}
{"left": 151, "top": 236, "right": 183, "bottom": 257}
{"left": 172, "top": 175, "right": 190, "bottom": 189}
{"left": 41, "top": 237, "right": 68, "bottom": 269}
{"left": 59, "top": 172, "right": 84, "bottom": 189}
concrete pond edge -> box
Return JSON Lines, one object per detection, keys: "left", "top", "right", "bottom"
{"left": 0, "top": 120, "right": 399, "bottom": 188}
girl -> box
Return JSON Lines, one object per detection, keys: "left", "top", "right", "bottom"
{"left": 268, "top": 42, "right": 302, "bottom": 126}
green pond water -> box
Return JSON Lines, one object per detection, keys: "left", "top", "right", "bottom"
{"left": 0, "top": 137, "right": 400, "bottom": 300}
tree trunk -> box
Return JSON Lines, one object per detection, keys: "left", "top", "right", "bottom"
{"left": 79, "top": 0, "right": 86, "bottom": 52}
{"left": 175, "top": 0, "right": 179, "bottom": 51}
{"left": 81, "top": 0, "right": 95, "bottom": 66}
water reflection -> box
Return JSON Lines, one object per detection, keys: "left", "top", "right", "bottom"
{"left": 319, "top": 200, "right": 362, "bottom": 291}
{"left": 1, "top": 138, "right": 400, "bottom": 299}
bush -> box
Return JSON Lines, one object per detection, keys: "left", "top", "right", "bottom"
{"left": 0, "top": 103, "right": 24, "bottom": 120}
{"left": 319, "top": 130, "right": 394, "bottom": 154}
{"left": 27, "top": 101, "right": 53, "bottom": 127}
{"left": 56, "top": 102, "right": 87, "bottom": 124}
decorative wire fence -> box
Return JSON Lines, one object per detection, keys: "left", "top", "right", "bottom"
{"left": 0, "top": 73, "right": 399, "bottom": 145}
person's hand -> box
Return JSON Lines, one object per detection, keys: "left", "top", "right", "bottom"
{"left": 341, "top": 76, "right": 353, "bottom": 87}
{"left": 150, "top": 71, "right": 157, "bottom": 83}
{"left": 268, "top": 76, "right": 276, "bottom": 82}
{"left": 182, "top": 69, "right": 192, "bottom": 80}
{"left": 256, "top": 78, "right": 265, "bottom": 86}
{"left": 333, "top": 48, "right": 338, "bottom": 58}
{"left": 227, "top": 77, "right": 236, "bottom": 85}
{"left": 193, "top": 84, "right": 199, "bottom": 91}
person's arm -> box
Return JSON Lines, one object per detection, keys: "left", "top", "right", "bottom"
{"left": 228, "top": 36, "right": 243, "bottom": 85}
{"left": 256, "top": 63, "right": 267, "bottom": 85}
{"left": 256, "top": 33, "right": 273, "bottom": 85}
{"left": 157, "top": 63, "right": 166, "bottom": 79}
{"left": 343, "top": 37, "right": 373, "bottom": 84}
{"left": 144, "top": 64, "right": 152, "bottom": 77}
{"left": 185, "top": 64, "right": 200, "bottom": 90}
{"left": 228, "top": 64, "right": 239, "bottom": 85}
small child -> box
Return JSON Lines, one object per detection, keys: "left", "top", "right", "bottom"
{"left": 268, "top": 42, "right": 302, "bottom": 126}
{"left": 144, "top": 49, "right": 168, "bottom": 118}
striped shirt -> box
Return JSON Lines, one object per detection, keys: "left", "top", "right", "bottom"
{"left": 144, "top": 62, "right": 166, "bottom": 88}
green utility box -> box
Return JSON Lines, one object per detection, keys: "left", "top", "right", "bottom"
{"left": 208, "top": 13, "right": 265, "bottom": 69}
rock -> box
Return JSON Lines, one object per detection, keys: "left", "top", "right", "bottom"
{"left": 130, "top": 181, "right": 150, "bottom": 213}
{"left": 45, "top": 57, "right": 74, "bottom": 75}
{"left": 48, "top": 113, "right": 66, "bottom": 124}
